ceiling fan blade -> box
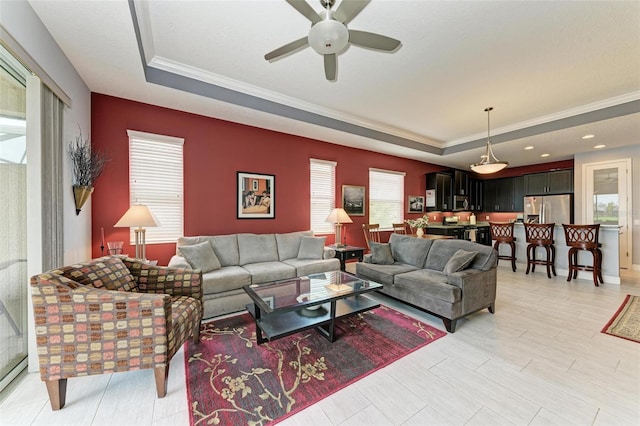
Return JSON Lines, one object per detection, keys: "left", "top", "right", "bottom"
{"left": 324, "top": 54, "right": 337, "bottom": 81}
{"left": 265, "top": 37, "right": 309, "bottom": 61}
{"left": 333, "top": 0, "right": 370, "bottom": 24}
{"left": 286, "top": 0, "right": 321, "bottom": 24}
{"left": 348, "top": 30, "right": 401, "bottom": 51}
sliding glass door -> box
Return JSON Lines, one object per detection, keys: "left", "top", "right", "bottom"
{"left": 0, "top": 45, "right": 28, "bottom": 390}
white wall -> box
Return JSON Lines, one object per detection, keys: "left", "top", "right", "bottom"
{"left": 1, "top": 0, "right": 92, "bottom": 371}
{"left": 575, "top": 144, "right": 640, "bottom": 269}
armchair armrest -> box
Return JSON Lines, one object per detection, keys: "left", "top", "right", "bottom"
{"left": 123, "top": 258, "right": 203, "bottom": 300}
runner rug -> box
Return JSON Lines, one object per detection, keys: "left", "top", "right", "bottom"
{"left": 184, "top": 305, "right": 446, "bottom": 425}
{"left": 601, "top": 294, "right": 640, "bottom": 343}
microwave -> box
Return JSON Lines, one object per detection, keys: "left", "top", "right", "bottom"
{"left": 453, "top": 195, "right": 469, "bottom": 211}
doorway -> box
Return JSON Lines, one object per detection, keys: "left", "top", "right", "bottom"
{"left": 583, "top": 159, "right": 632, "bottom": 269}
{"left": 0, "top": 45, "right": 29, "bottom": 390}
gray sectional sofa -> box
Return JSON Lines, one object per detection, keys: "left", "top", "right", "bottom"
{"left": 356, "top": 233, "right": 498, "bottom": 332}
{"left": 168, "top": 231, "right": 340, "bottom": 319}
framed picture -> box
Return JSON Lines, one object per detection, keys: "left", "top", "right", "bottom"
{"left": 425, "top": 189, "right": 436, "bottom": 208}
{"left": 237, "top": 172, "right": 275, "bottom": 219}
{"left": 342, "top": 185, "right": 365, "bottom": 216}
{"left": 407, "top": 195, "right": 425, "bottom": 213}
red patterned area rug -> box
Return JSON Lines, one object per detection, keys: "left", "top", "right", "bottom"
{"left": 602, "top": 294, "right": 640, "bottom": 343}
{"left": 184, "top": 305, "right": 446, "bottom": 425}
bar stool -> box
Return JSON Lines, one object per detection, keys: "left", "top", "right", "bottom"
{"left": 562, "top": 224, "right": 603, "bottom": 286}
{"left": 489, "top": 222, "right": 517, "bottom": 272}
{"left": 524, "top": 223, "right": 556, "bottom": 279}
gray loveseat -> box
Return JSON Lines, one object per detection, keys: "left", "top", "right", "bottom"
{"left": 356, "top": 233, "right": 497, "bottom": 332}
{"left": 168, "top": 231, "right": 340, "bottom": 319}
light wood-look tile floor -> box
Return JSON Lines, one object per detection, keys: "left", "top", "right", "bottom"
{"left": 1, "top": 265, "right": 639, "bottom": 425}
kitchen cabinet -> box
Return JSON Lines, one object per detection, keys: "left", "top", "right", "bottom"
{"left": 483, "top": 177, "right": 521, "bottom": 212}
{"left": 469, "top": 178, "right": 483, "bottom": 211}
{"left": 426, "top": 172, "right": 452, "bottom": 211}
{"left": 512, "top": 176, "right": 524, "bottom": 211}
{"left": 425, "top": 226, "right": 465, "bottom": 239}
{"left": 524, "top": 170, "right": 573, "bottom": 195}
{"left": 453, "top": 170, "right": 469, "bottom": 196}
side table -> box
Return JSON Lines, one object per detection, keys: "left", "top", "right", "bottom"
{"left": 329, "top": 245, "right": 365, "bottom": 271}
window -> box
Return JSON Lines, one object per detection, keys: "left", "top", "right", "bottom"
{"left": 127, "top": 130, "right": 184, "bottom": 244}
{"left": 369, "top": 168, "right": 405, "bottom": 230}
{"left": 310, "top": 159, "right": 336, "bottom": 234}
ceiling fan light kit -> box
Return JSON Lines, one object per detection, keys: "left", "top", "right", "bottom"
{"left": 265, "top": 0, "right": 401, "bottom": 81}
{"left": 308, "top": 18, "right": 349, "bottom": 54}
{"left": 470, "top": 107, "right": 509, "bottom": 175}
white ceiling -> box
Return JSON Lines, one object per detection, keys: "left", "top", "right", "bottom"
{"left": 28, "top": 0, "right": 640, "bottom": 170}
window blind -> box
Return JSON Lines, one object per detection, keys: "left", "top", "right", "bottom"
{"left": 369, "top": 168, "right": 405, "bottom": 230}
{"left": 310, "top": 159, "right": 336, "bottom": 234}
{"left": 127, "top": 130, "right": 184, "bottom": 244}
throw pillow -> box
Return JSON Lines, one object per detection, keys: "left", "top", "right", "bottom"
{"left": 443, "top": 249, "right": 476, "bottom": 273}
{"left": 370, "top": 242, "right": 395, "bottom": 265}
{"left": 180, "top": 241, "right": 221, "bottom": 273}
{"left": 297, "top": 236, "right": 326, "bottom": 259}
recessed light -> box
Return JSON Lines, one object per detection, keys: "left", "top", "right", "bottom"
{"left": 524, "top": 146, "right": 534, "bottom": 150}
{"left": 541, "top": 153, "right": 550, "bottom": 157}
{"left": 594, "top": 144, "right": 606, "bottom": 149}
{"left": 582, "top": 134, "right": 595, "bottom": 139}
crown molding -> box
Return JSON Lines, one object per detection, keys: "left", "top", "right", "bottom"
{"left": 447, "top": 91, "right": 640, "bottom": 147}
{"left": 147, "top": 55, "right": 443, "bottom": 148}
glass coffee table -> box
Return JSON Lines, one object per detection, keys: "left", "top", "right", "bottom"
{"left": 244, "top": 271, "right": 383, "bottom": 344}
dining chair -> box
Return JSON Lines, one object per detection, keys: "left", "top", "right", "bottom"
{"left": 392, "top": 223, "right": 408, "bottom": 234}
{"left": 362, "top": 224, "right": 381, "bottom": 251}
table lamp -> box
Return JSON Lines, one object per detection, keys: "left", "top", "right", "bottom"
{"left": 325, "top": 208, "right": 353, "bottom": 247}
{"left": 114, "top": 204, "right": 159, "bottom": 260}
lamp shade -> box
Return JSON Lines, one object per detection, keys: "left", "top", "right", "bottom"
{"left": 470, "top": 107, "right": 508, "bottom": 175}
{"left": 325, "top": 208, "right": 353, "bottom": 224}
{"left": 114, "top": 205, "right": 159, "bottom": 228}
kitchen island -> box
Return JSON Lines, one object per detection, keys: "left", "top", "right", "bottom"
{"left": 495, "top": 223, "right": 620, "bottom": 284}
{"left": 425, "top": 221, "right": 491, "bottom": 246}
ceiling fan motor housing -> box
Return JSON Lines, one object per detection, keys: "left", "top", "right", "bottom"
{"left": 308, "top": 19, "right": 349, "bottom": 54}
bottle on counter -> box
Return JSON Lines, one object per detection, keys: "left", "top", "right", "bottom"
{"left": 470, "top": 213, "right": 476, "bottom": 225}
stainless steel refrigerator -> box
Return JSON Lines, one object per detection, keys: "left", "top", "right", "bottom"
{"left": 524, "top": 194, "right": 573, "bottom": 225}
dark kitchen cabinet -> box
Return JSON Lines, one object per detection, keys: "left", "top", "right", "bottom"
{"left": 483, "top": 177, "right": 521, "bottom": 212}
{"left": 469, "top": 178, "right": 483, "bottom": 211}
{"left": 512, "top": 176, "right": 524, "bottom": 211}
{"left": 426, "top": 172, "right": 452, "bottom": 211}
{"left": 524, "top": 170, "right": 573, "bottom": 195}
{"left": 453, "top": 170, "right": 469, "bottom": 196}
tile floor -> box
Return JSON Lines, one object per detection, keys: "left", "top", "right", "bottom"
{"left": 1, "top": 264, "right": 639, "bottom": 426}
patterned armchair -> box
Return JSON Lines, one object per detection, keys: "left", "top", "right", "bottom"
{"left": 30, "top": 256, "right": 203, "bottom": 410}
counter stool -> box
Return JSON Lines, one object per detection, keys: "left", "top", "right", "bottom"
{"left": 489, "top": 222, "right": 517, "bottom": 272}
{"left": 562, "top": 224, "right": 603, "bottom": 286}
{"left": 524, "top": 223, "right": 556, "bottom": 279}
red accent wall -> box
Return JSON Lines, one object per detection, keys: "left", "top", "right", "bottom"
{"left": 90, "top": 93, "right": 446, "bottom": 264}
{"left": 91, "top": 94, "right": 575, "bottom": 264}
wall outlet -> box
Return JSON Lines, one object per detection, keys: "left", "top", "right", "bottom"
{"left": 433, "top": 215, "right": 437, "bottom": 221}
{"left": 486, "top": 216, "right": 490, "bottom": 220}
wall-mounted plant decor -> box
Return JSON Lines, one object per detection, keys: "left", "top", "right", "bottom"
{"left": 68, "top": 129, "right": 109, "bottom": 215}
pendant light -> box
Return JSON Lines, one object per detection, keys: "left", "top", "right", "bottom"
{"left": 470, "top": 107, "right": 508, "bottom": 174}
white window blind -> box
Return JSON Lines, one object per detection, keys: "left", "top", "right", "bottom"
{"left": 369, "top": 168, "right": 405, "bottom": 230}
{"left": 310, "top": 159, "right": 336, "bottom": 234}
{"left": 127, "top": 130, "right": 184, "bottom": 244}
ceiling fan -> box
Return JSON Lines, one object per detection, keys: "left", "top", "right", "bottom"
{"left": 265, "top": 0, "right": 401, "bottom": 81}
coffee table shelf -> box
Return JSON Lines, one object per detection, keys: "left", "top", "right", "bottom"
{"left": 243, "top": 271, "right": 382, "bottom": 344}
{"left": 246, "top": 295, "right": 380, "bottom": 343}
